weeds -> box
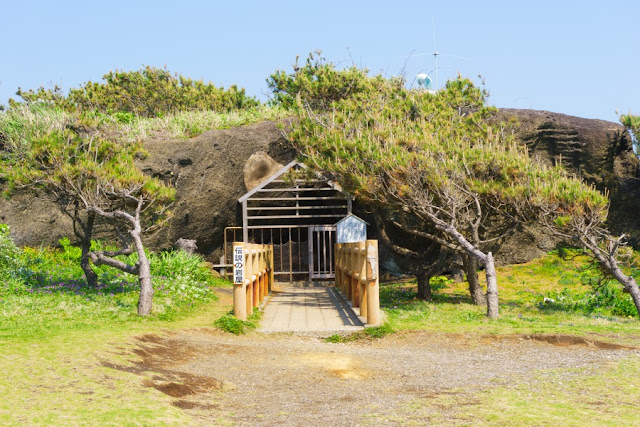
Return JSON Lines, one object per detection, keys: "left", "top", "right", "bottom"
{"left": 324, "top": 323, "right": 395, "bottom": 343}
{"left": 1, "top": 101, "right": 288, "bottom": 150}
{"left": 377, "top": 251, "right": 640, "bottom": 342}
{"left": 0, "top": 233, "right": 219, "bottom": 339}
{"left": 215, "top": 309, "right": 261, "bottom": 335}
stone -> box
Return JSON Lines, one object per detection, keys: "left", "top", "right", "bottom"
{"left": 243, "top": 151, "right": 284, "bottom": 191}
{"left": 174, "top": 238, "right": 197, "bottom": 254}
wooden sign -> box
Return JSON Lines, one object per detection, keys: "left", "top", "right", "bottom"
{"left": 233, "top": 246, "right": 244, "bottom": 284}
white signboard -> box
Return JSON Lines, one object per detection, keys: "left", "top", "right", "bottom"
{"left": 233, "top": 246, "right": 244, "bottom": 284}
{"left": 336, "top": 215, "right": 367, "bottom": 243}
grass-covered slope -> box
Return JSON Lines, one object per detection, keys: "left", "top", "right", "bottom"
{"left": 380, "top": 250, "right": 640, "bottom": 343}
{"left": 0, "top": 230, "right": 229, "bottom": 340}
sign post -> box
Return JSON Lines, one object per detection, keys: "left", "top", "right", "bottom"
{"left": 232, "top": 243, "right": 247, "bottom": 320}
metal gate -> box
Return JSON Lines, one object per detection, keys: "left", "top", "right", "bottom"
{"left": 309, "top": 225, "right": 336, "bottom": 280}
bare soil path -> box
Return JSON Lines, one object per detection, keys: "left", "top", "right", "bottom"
{"left": 105, "top": 324, "right": 640, "bottom": 426}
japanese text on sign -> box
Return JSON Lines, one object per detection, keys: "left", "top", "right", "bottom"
{"left": 233, "top": 246, "right": 244, "bottom": 284}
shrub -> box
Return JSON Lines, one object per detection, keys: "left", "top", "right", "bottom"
{"left": 214, "top": 309, "right": 261, "bottom": 335}
{"left": 540, "top": 282, "right": 636, "bottom": 318}
{"left": 267, "top": 51, "right": 403, "bottom": 110}
{"left": 9, "top": 66, "right": 259, "bottom": 117}
{"left": 0, "top": 224, "right": 26, "bottom": 290}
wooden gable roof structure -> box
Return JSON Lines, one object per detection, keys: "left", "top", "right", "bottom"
{"left": 238, "top": 161, "right": 352, "bottom": 281}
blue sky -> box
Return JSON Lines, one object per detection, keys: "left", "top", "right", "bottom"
{"left": 1, "top": 0, "right": 638, "bottom": 122}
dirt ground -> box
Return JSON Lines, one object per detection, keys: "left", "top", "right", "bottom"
{"left": 103, "top": 325, "right": 639, "bottom": 426}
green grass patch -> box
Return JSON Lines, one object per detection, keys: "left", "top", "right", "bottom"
{"left": 214, "top": 308, "right": 261, "bottom": 335}
{"left": 0, "top": 294, "right": 233, "bottom": 425}
{"left": 465, "top": 356, "right": 640, "bottom": 425}
{"left": 0, "top": 102, "right": 290, "bottom": 149}
{"left": 0, "top": 235, "right": 221, "bottom": 340}
{"left": 325, "top": 323, "right": 395, "bottom": 343}
{"left": 379, "top": 251, "right": 640, "bottom": 345}
{"left": 112, "top": 105, "right": 290, "bottom": 141}
{"left": 393, "top": 355, "right": 640, "bottom": 425}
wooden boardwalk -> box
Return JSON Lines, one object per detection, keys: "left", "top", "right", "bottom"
{"left": 258, "top": 286, "right": 364, "bottom": 333}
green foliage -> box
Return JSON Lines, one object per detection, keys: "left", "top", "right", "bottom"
{"left": 561, "top": 262, "right": 638, "bottom": 317}
{"left": 377, "top": 250, "right": 640, "bottom": 338}
{"left": 290, "top": 70, "right": 593, "bottom": 208}
{"left": 148, "top": 250, "right": 216, "bottom": 287}
{"left": 267, "top": 51, "right": 403, "bottom": 110}
{"left": 0, "top": 225, "right": 26, "bottom": 290}
{"left": 539, "top": 282, "right": 637, "bottom": 318}
{"left": 0, "top": 236, "right": 218, "bottom": 338}
{"left": 324, "top": 323, "right": 395, "bottom": 343}
{"left": 10, "top": 66, "right": 259, "bottom": 118}
{"left": 620, "top": 113, "right": 640, "bottom": 155}
{"left": 364, "top": 323, "right": 395, "bottom": 339}
{"left": 214, "top": 309, "right": 261, "bottom": 335}
{"left": 0, "top": 102, "right": 287, "bottom": 149}
{"left": 324, "top": 334, "right": 343, "bottom": 343}
{"left": 0, "top": 102, "right": 70, "bottom": 154}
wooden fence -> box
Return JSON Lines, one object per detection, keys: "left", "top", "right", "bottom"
{"left": 232, "top": 242, "right": 274, "bottom": 321}
{"left": 334, "top": 240, "right": 380, "bottom": 326}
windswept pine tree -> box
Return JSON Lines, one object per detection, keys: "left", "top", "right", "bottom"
{"left": 273, "top": 55, "right": 637, "bottom": 318}
{"left": 0, "top": 126, "right": 174, "bottom": 316}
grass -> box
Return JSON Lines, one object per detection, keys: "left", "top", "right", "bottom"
{"left": 0, "top": 233, "right": 234, "bottom": 425}
{"left": 111, "top": 105, "right": 290, "bottom": 141}
{"left": 0, "top": 295, "right": 233, "bottom": 425}
{"left": 0, "top": 103, "right": 290, "bottom": 149}
{"left": 2, "top": 235, "right": 640, "bottom": 424}
{"left": 387, "top": 355, "right": 640, "bottom": 425}
{"left": 0, "top": 236, "right": 227, "bottom": 340}
{"left": 377, "top": 251, "right": 640, "bottom": 346}
{"left": 214, "top": 308, "right": 262, "bottom": 335}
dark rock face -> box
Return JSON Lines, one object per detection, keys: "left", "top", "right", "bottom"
{"left": 140, "top": 121, "right": 296, "bottom": 256}
{"left": 493, "top": 109, "right": 640, "bottom": 263}
{"left": 0, "top": 121, "right": 296, "bottom": 258}
{"left": 1, "top": 110, "right": 638, "bottom": 265}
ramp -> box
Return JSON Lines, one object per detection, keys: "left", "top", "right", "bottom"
{"left": 258, "top": 285, "right": 364, "bottom": 333}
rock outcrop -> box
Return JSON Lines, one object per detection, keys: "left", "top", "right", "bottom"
{"left": 495, "top": 110, "right": 640, "bottom": 262}
{"left": 139, "top": 121, "right": 296, "bottom": 256}
{"left": 1, "top": 110, "right": 638, "bottom": 265}
{"left": 0, "top": 120, "right": 296, "bottom": 256}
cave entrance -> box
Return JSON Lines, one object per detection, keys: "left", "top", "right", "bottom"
{"left": 237, "top": 161, "right": 351, "bottom": 283}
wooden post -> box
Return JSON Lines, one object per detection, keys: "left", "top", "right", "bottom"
{"left": 252, "top": 250, "right": 259, "bottom": 308}
{"left": 242, "top": 200, "right": 249, "bottom": 243}
{"left": 246, "top": 278, "right": 252, "bottom": 315}
{"left": 258, "top": 248, "right": 264, "bottom": 301}
{"left": 366, "top": 240, "right": 380, "bottom": 326}
{"left": 358, "top": 241, "right": 367, "bottom": 318}
{"left": 262, "top": 246, "right": 268, "bottom": 299}
{"left": 344, "top": 245, "right": 353, "bottom": 300}
{"left": 269, "top": 246, "right": 274, "bottom": 293}
{"left": 351, "top": 246, "right": 359, "bottom": 308}
{"left": 334, "top": 243, "right": 341, "bottom": 290}
{"left": 233, "top": 242, "right": 246, "bottom": 321}
{"left": 220, "top": 255, "right": 226, "bottom": 279}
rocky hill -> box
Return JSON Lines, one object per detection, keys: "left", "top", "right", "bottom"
{"left": 1, "top": 109, "right": 638, "bottom": 264}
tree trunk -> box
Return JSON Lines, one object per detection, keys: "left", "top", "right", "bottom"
{"left": 625, "top": 278, "right": 640, "bottom": 319}
{"left": 80, "top": 212, "right": 98, "bottom": 288}
{"left": 131, "top": 223, "right": 153, "bottom": 316}
{"left": 609, "top": 263, "right": 640, "bottom": 319}
{"left": 485, "top": 252, "right": 499, "bottom": 319}
{"left": 463, "top": 255, "right": 486, "bottom": 306}
{"left": 416, "top": 270, "right": 433, "bottom": 301}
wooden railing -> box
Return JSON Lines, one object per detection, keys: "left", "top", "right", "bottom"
{"left": 232, "top": 242, "right": 274, "bottom": 321}
{"left": 334, "top": 240, "right": 380, "bottom": 326}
